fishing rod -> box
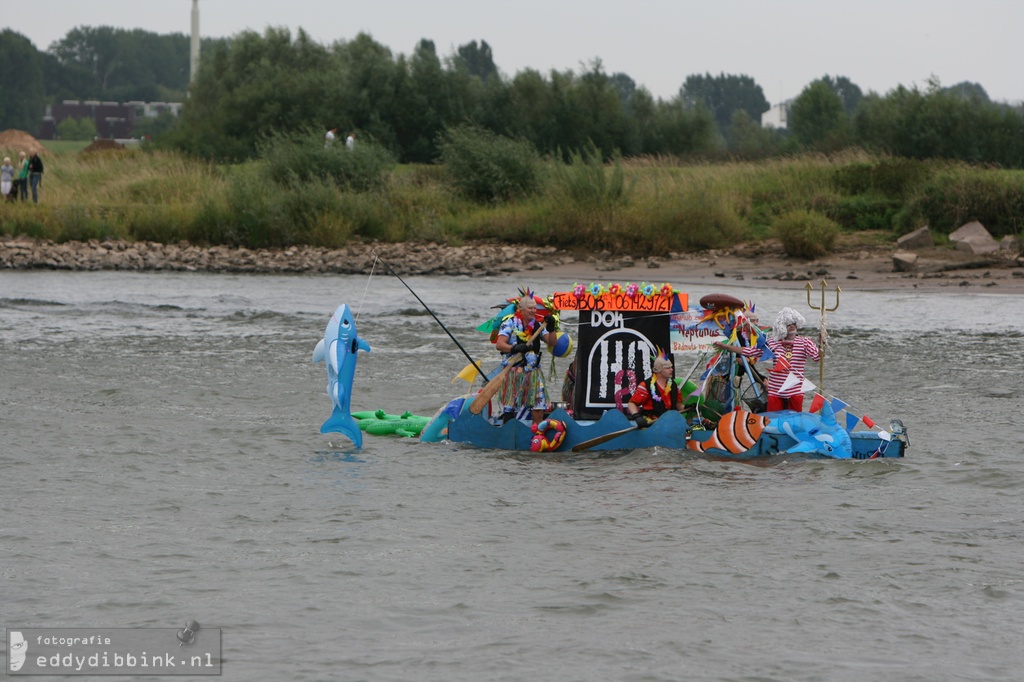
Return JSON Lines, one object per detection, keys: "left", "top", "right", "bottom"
{"left": 371, "top": 252, "right": 487, "bottom": 380}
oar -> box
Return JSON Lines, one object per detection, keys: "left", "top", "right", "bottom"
{"left": 469, "top": 325, "right": 545, "bottom": 415}
{"left": 571, "top": 425, "right": 638, "bottom": 452}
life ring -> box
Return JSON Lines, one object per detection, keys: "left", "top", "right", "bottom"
{"left": 699, "top": 293, "right": 745, "bottom": 311}
{"left": 530, "top": 419, "right": 567, "bottom": 452}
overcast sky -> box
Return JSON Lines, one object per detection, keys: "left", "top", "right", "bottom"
{"left": 10, "top": 0, "right": 1024, "bottom": 105}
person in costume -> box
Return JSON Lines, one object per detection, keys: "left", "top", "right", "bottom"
{"left": 626, "top": 349, "right": 681, "bottom": 428}
{"left": 717, "top": 307, "right": 819, "bottom": 412}
{"left": 494, "top": 290, "right": 558, "bottom": 424}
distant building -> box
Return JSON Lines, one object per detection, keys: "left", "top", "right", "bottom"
{"left": 761, "top": 102, "right": 790, "bottom": 130}
{"left": 39, "top": 100, "right": 183, "bottom": 140}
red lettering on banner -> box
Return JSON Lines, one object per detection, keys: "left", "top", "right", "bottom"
{"left": 549, "top": 292, "right": 688, "bottom": 312}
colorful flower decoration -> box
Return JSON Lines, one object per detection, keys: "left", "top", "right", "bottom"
{"left": 569, "top": 282, "right": 677, "bottom": 300}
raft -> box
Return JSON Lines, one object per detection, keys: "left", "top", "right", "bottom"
{"left": 352, "top": 409, "right": 431, "bottom": 437}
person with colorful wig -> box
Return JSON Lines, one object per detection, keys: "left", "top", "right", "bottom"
{"left": 626, "top": 349, "right": 682, "bottom": 428}
{"left": 717, "top": 307, "right": 820, "bottom": 412}
{"left": 494, "top": 288, "right": 559, "bottom": 424}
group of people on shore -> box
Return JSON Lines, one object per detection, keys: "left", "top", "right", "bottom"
{"left": 492, "top": 288, "right": 822, "bottom": 429}
{"left": 1, "top": 151, "right": 44, "bottom": 203}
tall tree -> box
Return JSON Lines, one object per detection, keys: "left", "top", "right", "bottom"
{"left": 852, "top": 84, "right": 1024, "bottom": 165}
{"left": 944, "top": 81, "right": 990, "bottom": 102}
{"left": 333, "top": 33, "right": 403, "bottom": 151}
{"left": 168, "top": 27, "right": 338, "bottom": 160}
{"left": 394, "top": 39, "right": 451, "bottom": 162}
{"left": 819, "top": 75, "right": 863, "bottom": 116}
{"left": 455, "top": 40, "right": 497, "bottom": 83}
{"left": 726, "top": 109, "right": 788, "bottom": 157}
{"left": 680, "top": 73, "right": 769, "bottom": 131}
{"left": 789, "top": 80, "right": 847, "bottom": 148}
{"left": 0, "top": 30, "right": 46, "bottom": 133}
{"left": 653, "top": 97, "right": 721, "bottom": 156}
{"left": 48, "top": 26, "right": 192, "bottom": 101}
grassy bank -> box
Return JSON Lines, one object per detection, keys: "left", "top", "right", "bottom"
{"left": 3, "top": 144, "right": 1022, "bottom": 258}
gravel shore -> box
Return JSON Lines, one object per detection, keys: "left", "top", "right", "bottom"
{"left": 2, "top": 235, "right": 1022, "bottom": 294}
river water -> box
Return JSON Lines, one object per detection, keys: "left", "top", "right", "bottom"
{"left": 2, "top": 269, "right": 1022, "bottom": 682}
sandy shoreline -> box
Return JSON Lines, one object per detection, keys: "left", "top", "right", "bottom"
{"left": 2, "top": 235, "right": 1022, "bottom": 294}
{"left": 578, "top": 247, "right": 1024, "bottom": 295}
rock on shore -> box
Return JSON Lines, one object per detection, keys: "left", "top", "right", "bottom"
{"left": 0, "top": 236, "right": 575, "bottom": 276}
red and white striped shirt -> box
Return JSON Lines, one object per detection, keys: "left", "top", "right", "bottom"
{"left": 741, "top": 336, "right": 820, "bottom": 397}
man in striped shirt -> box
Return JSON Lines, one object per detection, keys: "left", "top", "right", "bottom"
{"left": 716, "top": 307, "right": 820, "bottom": 412}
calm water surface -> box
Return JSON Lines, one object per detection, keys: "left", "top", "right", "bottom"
{"left": 2, "top": 270, "right": 1022, "bottom": 681}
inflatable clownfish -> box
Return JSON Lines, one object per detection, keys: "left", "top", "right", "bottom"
{"left": 688, "top": 410, "right": 769, "bottom": 454}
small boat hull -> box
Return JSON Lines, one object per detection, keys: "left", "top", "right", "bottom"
{"left": 445, "top": 408, "right": 906, "bottom": 459}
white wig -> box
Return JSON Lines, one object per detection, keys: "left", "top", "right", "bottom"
{"left": 773, "top": 307, "right": 806, "bottom": 340}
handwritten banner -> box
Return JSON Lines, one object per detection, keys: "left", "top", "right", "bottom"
{"left": 669, "top": 307, "right": 729, "bottom": 354}
{"left": 551, "top": 291, "right": 688, "bottom": 312}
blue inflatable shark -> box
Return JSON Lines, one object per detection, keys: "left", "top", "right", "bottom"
{"left": 762, "top": 401, "right": 853, "bottom": 459}
{"left": 313, "top": 304, "right": 371, "bottom": 447}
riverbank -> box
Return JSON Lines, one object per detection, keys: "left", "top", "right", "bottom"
{"left": 2, "top": 234, "right": 1022, "bottom": 293}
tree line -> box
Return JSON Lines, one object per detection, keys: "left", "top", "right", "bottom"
{"left": 2, "top": 26, "right": 1023, "bottom": 168}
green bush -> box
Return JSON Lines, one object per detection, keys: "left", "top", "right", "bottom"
{"left": 257, "top": 127, "right": 395, "bottom": 192}
{"left": 547, "top": 141, "right": 632, "bottom": 208}
{"left": 832, "top": 158, "right": 933, "bottom": 198}
{"left": 826, "top": 195, "right": 902, "bottom": 232}
{"left": 773, "top": 209, "right": 839, "bottom": 258}
{"left": 191, "top": 167, "right": 351, "bottom": 247}
{"left": 437, "top": 124, "right": 541, "bottom": 203}
{"left": 642, "top": 190, "right": 748, "bottom": 252}
{"left": 895, "top": 171, "right": 1024, "bottom": 237}
{"left": 56, "top": 117, "right": 98, "bottom": 141}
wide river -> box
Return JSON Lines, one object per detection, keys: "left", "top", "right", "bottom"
{"left": 2, "top": 269, "right": 1022, "bottom": 682}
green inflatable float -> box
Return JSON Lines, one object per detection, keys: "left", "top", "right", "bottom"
{"left": 351, "top": 409, "right": 431, "bottom": 438}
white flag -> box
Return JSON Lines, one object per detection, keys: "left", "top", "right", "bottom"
{"left": 779, "top": 372, "right": 802, "bottom": 393}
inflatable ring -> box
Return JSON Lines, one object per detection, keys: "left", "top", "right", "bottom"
{"left": 530, "top": 419, "right": 567, "bottom": 453}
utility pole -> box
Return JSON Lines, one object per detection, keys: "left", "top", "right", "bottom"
{"left": 190, "top": 0, "right": 201, "bottom": 85}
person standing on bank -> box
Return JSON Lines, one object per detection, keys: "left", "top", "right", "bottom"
{"left": 28, "top": 152, "right": 43, "bottom": 203}
{"left": 716, "top": 307, "right": 820, "bottom": 412}
{"left": 1, "top": 157, "right": 14, "bottom": 199}
{"left": 494, "top": 290, "right": 558, "bottom": 425}
{"left": 626, "top": 350, "right": 681, "bottom": 427}
{"left": 15, "top": 151, "right": 29, "bottom": 201}
{"left": 345, "top": 131, "right": 356, "bottom": 151}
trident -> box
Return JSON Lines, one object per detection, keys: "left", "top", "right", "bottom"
{"left": 806, "top": 279, "right": 840, "bottom": 394}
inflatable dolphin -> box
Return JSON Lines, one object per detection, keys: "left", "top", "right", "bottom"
{"left": 313, "top": 303, "right": 371, "bottom": 447}
{"left": 763, "top": 401, "right": 853, "bottom": 459}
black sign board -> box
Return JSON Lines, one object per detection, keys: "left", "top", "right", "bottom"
{"left": 573, "top": 310, "right": 671, "bottom": 420}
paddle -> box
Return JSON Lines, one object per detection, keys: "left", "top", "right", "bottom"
{"left": 570, "top": 424, "right": 639, "bottom": 452}
{"left": 469, "top": 324, "right": 546, "bottom": 415}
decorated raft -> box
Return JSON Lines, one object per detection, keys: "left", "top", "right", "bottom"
{"left": 315, "top": 274, "right": 908, "bottom": 460}
{"left": 417, "top": 282, "right": 908, "bottom": 460}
